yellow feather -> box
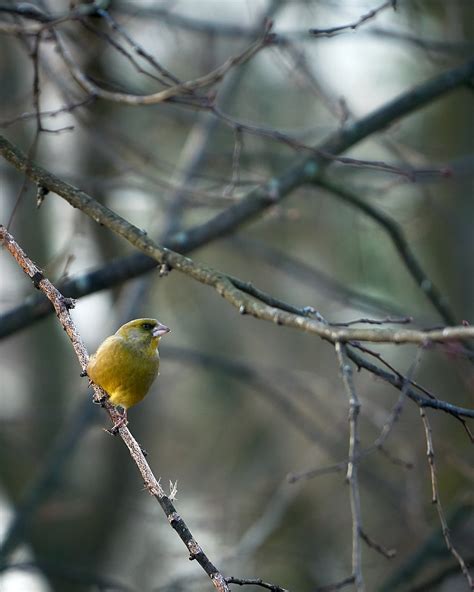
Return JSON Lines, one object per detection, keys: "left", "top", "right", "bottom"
{"left": 87, "top": 318, "right": 169, "bottom": 410}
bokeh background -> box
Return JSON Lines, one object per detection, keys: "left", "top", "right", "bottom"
{"left": 0, "top": 1, "right": 473, "bottom": 591}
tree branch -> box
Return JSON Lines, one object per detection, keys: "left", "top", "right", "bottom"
{"left": 2, "top": 59, "right": 473, "bottom": 340}
{"left": 419, "top": 409, "right": 473, "bottom": 588}
{"left": 0, "top": 226, "right": 230, "bottom": 592}
{"left": 2, "top": 139, "right": 474, "bottom": 346}
{"left": 335, "top": 343, "right": 364, "bottom": 591}
{"left": 309, "top": 0, "right": 396, "bottom": 37}
{"left": 56, "top": 23, "right": 274, "bottom": 105}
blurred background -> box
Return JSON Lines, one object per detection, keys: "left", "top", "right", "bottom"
{"left": 0, "top": 1, "right": 473, "bottom": 591}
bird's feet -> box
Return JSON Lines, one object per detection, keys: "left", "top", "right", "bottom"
{"left": 93, "top": 393, "right": 109, "bottom": 407}
{"left": 106, "top": 409, "right": 128, "bottom": 435}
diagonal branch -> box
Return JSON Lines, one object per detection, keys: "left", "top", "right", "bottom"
{"left": 2, "top": 59, "right": 473, "bottom": 337}
{"left": 2, "top": 135, "right": 474, "bottom": 348}
{"left": 0, "top": 226, "right": 230, "bottom": 592}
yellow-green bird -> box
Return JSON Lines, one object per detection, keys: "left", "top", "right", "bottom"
{"left": 87, "top": 318, "right": 170, "bottom": 430}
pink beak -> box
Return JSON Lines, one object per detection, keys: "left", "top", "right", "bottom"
{"left": 152, "top": 322, "right": 170, "bottom": 338}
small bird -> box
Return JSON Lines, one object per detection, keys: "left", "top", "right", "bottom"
{"left": 87, "top": 318, "right": 170, "bottom": 431}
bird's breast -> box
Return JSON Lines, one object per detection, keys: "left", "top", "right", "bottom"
{"left": 87, "top": 336, "right": 160, "bottom": 409}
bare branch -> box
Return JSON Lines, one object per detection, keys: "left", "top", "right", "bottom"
{"left": 2, "top": 58, "right": 472, "bottom": 340}
{"left": 0, "top": 226, "right": 230, "bottom": 592}
{"left": 289, "top": 354, "right": 419, "bottom": 484}
{"left": 0, "top": 0, "right": 109, "bottom": 35}
{"left": 226, "top": 577, "right": 289, "bottom": 592}
{"left": 3, "top": 136, "right": 474, "bottom": 353}
{"left": 309, "top": 1, "right": 397, "bottom": 37}
{"left": 56, "top": 24, "right": 274, "bottom": 106}
{"left": 347, "top": 346, "right": 474, "bottom": 423}
{"left": 359, "top": 529, "right": 396, "bottom": 559}
{"left": 332, "top": 316, "right": 413, "bottom": 327}
{"left": 419, "top": 409, "right": 473, "bottom": 588}
{"left": 314, "top": 575, "right": 355, "bottom": 592}
{"left": 335, "top": 343, "right": 364, "bottom": 591}
{"left": 0, "top": 96, "right": 95, "bottom": 129}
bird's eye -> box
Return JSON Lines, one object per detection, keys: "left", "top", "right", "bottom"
{"left": 142, "top": 323, "right": 153, "bottom": 331}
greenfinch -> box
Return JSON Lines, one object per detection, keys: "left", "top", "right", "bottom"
{"left": 87, "top": 318, "right": 170, "bottom": 430}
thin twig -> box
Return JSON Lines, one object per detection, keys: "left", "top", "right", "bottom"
{"left": 347, "top": 347, "right": 474, "bottom": 431}
{"left": 223, "top": 127, "right": 243, "bottom": 197}
{"left": 210, "top": 105, "right": 442, "bottom": 180}
{"left": 309, "top": 1, "right": 396, "bottom": 37}
{"left": 331, "top": 316, "right": 412, "bottom": 327}
{"left": 0, "top": 96, "right": 95, "bottom": 129}
{"left": 80, "top": 20, "right": 172, "bottom": 88}
{"left": 159, "top": 0, "right": 283, "bottom": 239}
{"left": 419, "top": 409, "right": 473, "bottom": 588}
{"left": 365, "top": 349, "right": 423, "bottom": 455}
{"left": 2, "top": 57, "right": 473, "bottom": 342}
{"left": 314, "top": 575, "right": 355, "bottom": 592}
{"left": 288, "top": 359, "right": 416, "bottom": 485}
{"left": 0, "top": 0, "right": 109, "bottom": 35}
{"left": 56, "top": 24, "right": 273, "bottom": 105}
{"left": 287, "top": 461, "right": 346, "bottom": 483}
{"left": 226, "top": 577, "right": 289, "bottom": 592}
{"left": 352, "top": 343, "right": 436, "bottom": 401}
{"left": 97, "top": 7, "right": 181, "bottom": 86}
{"left": 335, "top": 343, "right": 364, "bottom": 592}
{"left": 359, "top": 528, "right": 396, "bottom": 559}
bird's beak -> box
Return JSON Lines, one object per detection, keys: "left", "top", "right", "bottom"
{"left": 152, "top": 322, "right": 170, "bottom": 338}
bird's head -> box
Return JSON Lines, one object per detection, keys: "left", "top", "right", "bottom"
{"left": 116, "top": 318, "right": 170, "bottom": 349}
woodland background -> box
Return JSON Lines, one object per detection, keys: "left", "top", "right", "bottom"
{"left": 0, "top": 1, "right": 473, "bottom": 591}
